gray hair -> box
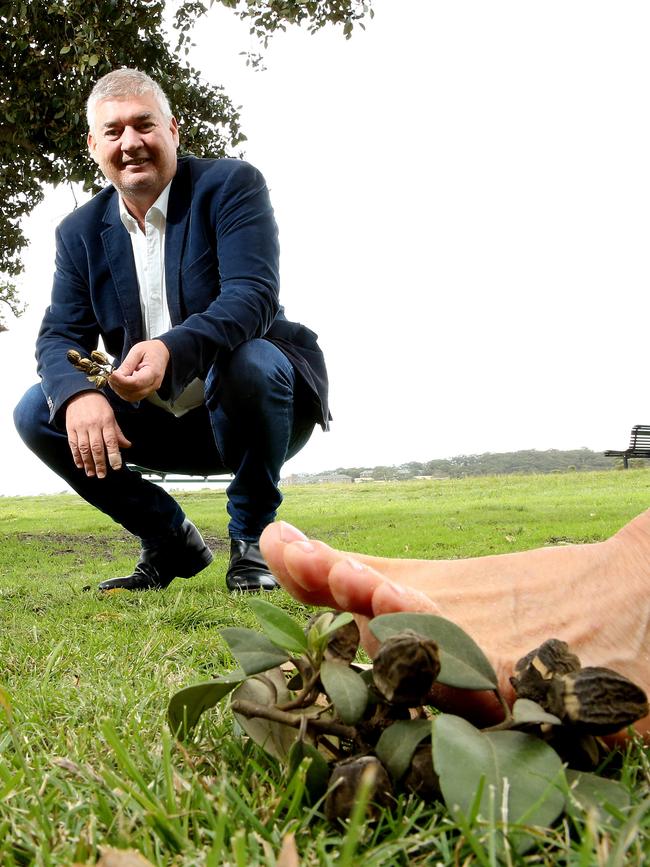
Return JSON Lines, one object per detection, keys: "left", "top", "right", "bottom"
{"left": 86, "top": 68, "right": 172, "bottom": 131}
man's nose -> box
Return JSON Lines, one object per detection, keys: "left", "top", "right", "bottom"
{"left": 121, "top": 126, "right": 143, "bottom": 151}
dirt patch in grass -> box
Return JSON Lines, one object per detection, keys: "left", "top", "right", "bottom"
{"left": 15, "top": 531, "right": 229, "bottom": 559}
{"left": 201, "top": 535, "right": 229, "bottom": 552}
{"left": 16, "top": 532, "right": 133, "bottom": 561}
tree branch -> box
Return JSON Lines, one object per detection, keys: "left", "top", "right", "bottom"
{"left": 231, "top": 699, "right": 357, "bottom": 740}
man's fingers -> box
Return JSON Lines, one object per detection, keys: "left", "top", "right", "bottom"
{"left": 68, "top": 437, "right": 83, "bottom": 470}
{"left": 76, "top": 433, "right": 100, "bottom": 477}
{"left": 65, "top": 392, "right": 131, "bottom": 478}
{"left": 104, "top": 421, "right": 132, "bottom": 471}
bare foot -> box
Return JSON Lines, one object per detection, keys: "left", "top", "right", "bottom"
{"left": 260, "top": 512, "right": 650, "bottom": 737}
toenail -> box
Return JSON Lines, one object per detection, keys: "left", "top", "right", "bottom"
{"left": 278, "top": 521, "right": 308, "bottom": 542}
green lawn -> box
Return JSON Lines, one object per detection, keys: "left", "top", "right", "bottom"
{"left": 1, "top": 470, "right": 650, "bottom": 865}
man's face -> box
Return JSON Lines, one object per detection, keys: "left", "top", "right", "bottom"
{"left": 87, "top": 91, "right": 179, "bottom": 206}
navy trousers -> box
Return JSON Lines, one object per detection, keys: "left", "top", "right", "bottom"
{"left": 14, "top": 339, "right": 315, "bottom": 542}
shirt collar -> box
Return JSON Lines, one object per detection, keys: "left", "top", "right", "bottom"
{"left": 119, "top": 180, "right": 173, "bottom": 230}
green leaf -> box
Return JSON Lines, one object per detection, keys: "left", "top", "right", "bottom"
{"left": 512, "top": 699, "right": 562, "bottom": 727}
{"left": 221, "top": 627, "right": 289, "bottom": 675}
{"left": 320, "top": 660, "right": 369, "bottom": 724}
{"left": 433, "top": 714, "right": 565, "bottom": 854}
{"left": 288, "top": 739, "right": 330, "bottom": 803}
{"left": 375, "top": 719, "right": 432, "bottom": 781}
{"left": 369, "top": 613, "right": 498, "bottom": 691}
{"left": 232, "top": 668, "right": 297, "bottom": 760}
{"left": 167, "top": 670, "right": 244, "bottom": 739}
{"left": 320, "top": 611, "right": 354, "bottom": 639}
{"left": 248, "top": 598, "right": 308, "bottom": 654}
{"left": 566, "top": 770, "right": 631, "bottom": 823}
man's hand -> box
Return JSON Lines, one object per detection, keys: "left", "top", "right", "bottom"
{"left": 65, "top": 391, "right": 132, "bottom": 478}
{"left": 109, "top": 339, "right": 170, "bottom": 402}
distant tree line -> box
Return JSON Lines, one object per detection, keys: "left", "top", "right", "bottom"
{"left": 329, "top": 448, "right": 628, "bottom": 481}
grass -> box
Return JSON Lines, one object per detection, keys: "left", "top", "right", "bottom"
{"left": 1, "top": 469, "right": 650, "bottom": 864}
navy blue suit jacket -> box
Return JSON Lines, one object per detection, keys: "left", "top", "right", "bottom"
{"left": 36, "top": 156, "right": 329, "bottom": 429}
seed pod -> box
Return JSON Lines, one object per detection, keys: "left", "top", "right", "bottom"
{"left": 77, "top": 358, "right": 94, "bottom": 373}
{"left": 326, "top": 619, "right": 360, "bottom": 663}
{"left": 372, "top": 629, "right": 440, "bottom": 705}
{"left": 402, "top": 744, "right": 442, "bottom": 800}
{"left": 66, "top": 349, "right": 82, "bottom": 365}
{"left": 91, "top": 350, "right": 110, "bottom": 365}
{"left": 548, "top": 666, "right": 649, "bottom": 735}
{"left": 305, "top": 611, "right": 361, "bottom": 663}
{"left": 324, "top": 755, "right": 393, "bottom": 823}
{"left": 94, "top": 375, "right": 108, "bottom": 389}
{"left": 510, "top": 639, "right": 581, "bottom": 707}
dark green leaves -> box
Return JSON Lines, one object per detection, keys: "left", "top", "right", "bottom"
{"left": 167, "top": 671, "right": 244, "bottom": 740}
{"left": 370, "top": 613, "right": 498, "bottom": 691}
{"left": 433, "top": 714, "right": 565, "bottom": 853}
{"left": 220, "top": 627, "right": 289, "bottom": 675}
{"left": 566, "top": 770, "right": 631, "bottom": 822}
{"left": 512, "top": 699, "right": 562, "bottom": 726}
{"left": 375, "top": 719, "right": 432, "bottom": 781}
{"left": 320, "top": 660, "right": 368, "bottom": 724}
{"left": 288, "top": 739, "right": 330, "bottom": 803}
{"left": 248, "top": 598, "right": 308, "bottom": 655}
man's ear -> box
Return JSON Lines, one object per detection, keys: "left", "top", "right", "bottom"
{"left": 170, "top": 116, "right": 180, "bottom": 149}
{"left": 87, "top": 132, "right": 100, "bottom": 164}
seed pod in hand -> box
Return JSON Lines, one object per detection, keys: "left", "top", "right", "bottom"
{"left": 94, "top": 375, "right": 108, "bottom": 389}
{"left": 90, "top": 350, "right": 110, "bottom": 365}
{"left": 547, "top": 666, "right": 649, "bottom": 735}
{"left": 372, "top": 629, "right": 440, "bottom": 705}
{"left": 66, "top": 349, "right": 82, "bottom": 365}
{"left": 77, "top": 357, "right": 94, "bottom": 373}
{"left": 402, "top": 744, "right": 442, "bottom": 800}
{"left": 324, "top": 756, "right": 393, "bottom": 823}
{"left": 510, "top": 639, "right": 581, "bottom": 707}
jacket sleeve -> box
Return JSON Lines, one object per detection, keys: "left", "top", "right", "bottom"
{"left": 35, "top": 225, "right": 102, "bottom": 427}
{"left": 156, "top": 160, "right": 281, "bottom": 401}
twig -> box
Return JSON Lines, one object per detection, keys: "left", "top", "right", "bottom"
{"left": 230, "top": 699, "right": 357, "bottom": 740}
{"left": 278, "top": 668, "right": 322, "bottom": 711}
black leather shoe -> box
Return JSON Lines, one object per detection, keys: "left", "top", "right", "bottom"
{"left": 98, "top": 519, "right": 213, "bottom": 591}
{"left": 226, "top": 539, "right": 279, "bottom": 592}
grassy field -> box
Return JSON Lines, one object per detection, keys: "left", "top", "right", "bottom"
{"left": 1, "top": 469, "right": 650, "bottom": 865}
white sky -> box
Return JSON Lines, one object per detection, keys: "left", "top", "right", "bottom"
{"left": 2, "top": 0, "right": 650, "bottom": 496}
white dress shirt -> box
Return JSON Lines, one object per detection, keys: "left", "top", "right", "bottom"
{"left": 119, "top": 185, "right": 204, "bottom": 417}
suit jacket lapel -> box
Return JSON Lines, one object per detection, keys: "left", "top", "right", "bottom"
{"left": 165, "top": 160, "right": 192, "bottom": 326}
{"left": 100, "top": 194, "right": 143, "bottom": 347}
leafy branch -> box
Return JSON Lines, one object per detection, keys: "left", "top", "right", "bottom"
{"left": 168, "top": 599, "right": 647, "bottom": 853}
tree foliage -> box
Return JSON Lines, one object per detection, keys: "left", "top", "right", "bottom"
{"left": 0, "top": 0, "right": 372, "bottom": 326}
{"left": 327, "top": 448, "right": 619, "bottom": 482}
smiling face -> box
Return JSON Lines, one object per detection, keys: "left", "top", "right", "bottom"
{"left": 87, "top": 91, "right": 179, "bottom": 216}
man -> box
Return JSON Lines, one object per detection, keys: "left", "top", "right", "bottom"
{"left": 14, "top": 68, "right": 329, "bottom": 593}
{"left": 259, "top": 514, "right": 650, "bottom": 740}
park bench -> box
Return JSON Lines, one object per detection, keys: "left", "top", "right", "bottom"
{"left": 128, "top": 464, "right": 232, "bottom": 485}
{"left": 604, "top": 425, "right": 650, "bottom": 468}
